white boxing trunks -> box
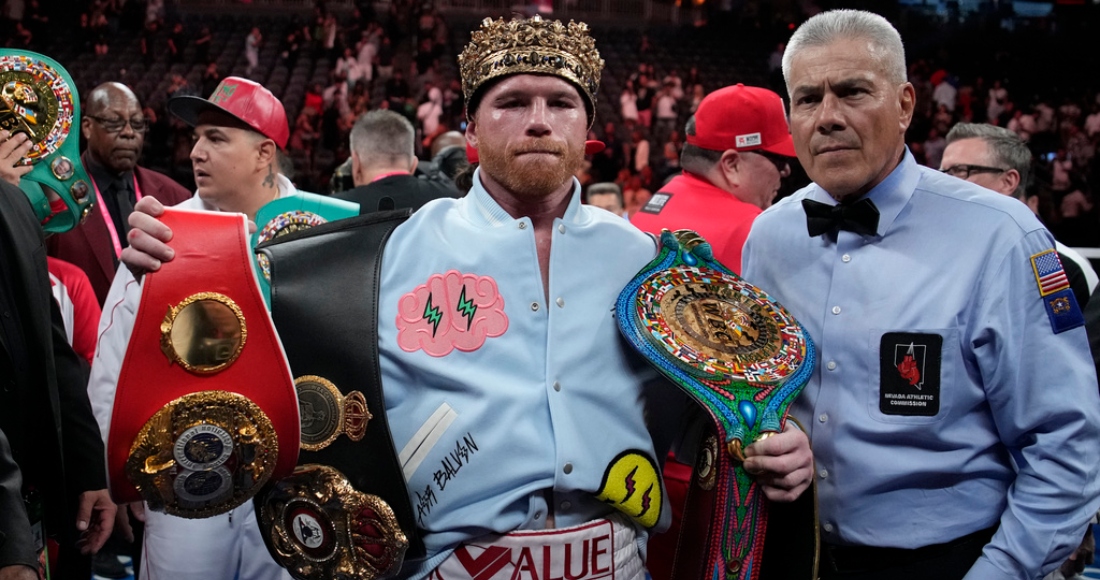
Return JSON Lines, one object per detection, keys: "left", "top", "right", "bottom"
{"left": 429, "top": 516, "right": 644, "bottom": 580}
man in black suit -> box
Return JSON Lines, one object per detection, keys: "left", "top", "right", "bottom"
{"left": 335, "top": 110, "right": 460, "bottom": 212}
{"left": 0, "top": 131, "right": 114, "bottom": 580}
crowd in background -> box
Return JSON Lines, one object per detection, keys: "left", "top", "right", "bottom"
{"left": 1, "top": 0, "right": 1099, "bottom": 247}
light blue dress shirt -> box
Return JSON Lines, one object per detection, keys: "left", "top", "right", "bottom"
{"left": 379, "top": 170, "right": 688, "bottom": 578}
{"left": 743, "top": 150, "right": 1100, "bottom": 579}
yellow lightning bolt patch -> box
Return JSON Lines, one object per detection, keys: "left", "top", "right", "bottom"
{"left": 595, "top": 450, "right": 662, "bottom": 528}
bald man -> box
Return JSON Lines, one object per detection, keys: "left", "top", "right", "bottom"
{"left": 47, "top": 82, "right": 190, "bottom": 304}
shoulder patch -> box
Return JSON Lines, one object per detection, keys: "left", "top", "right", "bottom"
{"left": 1031, "top": 249, "right": 1070, "bottom": 296}
{"left": 640, "top": 192, "right": 672, "bottom": 215}
{"left": 396, "top": 271, "right": 508, "bottom": 356}
{"left": 1042, "top": 289, "right": 1085, "bottom": 334}
{"left": 1031, "top": 250, "right": 1084, "bottom": 333}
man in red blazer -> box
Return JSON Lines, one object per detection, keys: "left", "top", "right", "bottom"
{"left": 48, "top": 82, "right": 190, "bottom": 305}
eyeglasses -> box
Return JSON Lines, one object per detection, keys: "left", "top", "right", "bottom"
{"left": 940, "top": 164, "right": 1007, "bottom": 179}
{"left": 749, "top": 149, "right": 791, "bottom": 174}
{"left": 86, "top": 115, "right": 148, "bottom": 133}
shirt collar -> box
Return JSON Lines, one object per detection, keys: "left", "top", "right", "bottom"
{"left": 85, "top": 153, "right": 134, "bottom": 190}
{"left": 806, "top": 147, "right": 919, "bottom": 237}
{"left": 463, "top": 167, "right": 583, "bottom": 227}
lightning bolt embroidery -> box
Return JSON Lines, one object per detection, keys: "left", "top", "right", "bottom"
{"left": 622, "top": 465, "right": 638, "bottom": 502}
{"left": 639, "top": 483, "right": 653, "bottom": 517}
{"left": 456, "top": 286, "right": 477, "bottom": 331}
{"left": 423, "top": 293, "right": 443, "bottom": 337}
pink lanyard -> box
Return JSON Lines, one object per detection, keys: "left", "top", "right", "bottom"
{"left": 93, "top": 175, "right": 143, "bottom": 259}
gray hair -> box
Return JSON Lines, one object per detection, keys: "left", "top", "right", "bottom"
{"left": 945, "top": 122, "right": 1031, "bottom": 199}
{"left": 680, "top": 116, "right": 723, "bottom": 176}
{"left": 350, "top": 110, "right": 415, "bottom": 168}
{"left": 782, "top": 10, "right": 907, "bottom": 91}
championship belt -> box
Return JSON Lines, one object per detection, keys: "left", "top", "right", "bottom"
{"left": 0, "top": 50, "right": 92, "bottom": 233}
{"left": 254, "top": 209, "right": 423, "bottom": 580}
{"left": 107, "top": 209, "right": 300, "bottom": 518}
{"left": 616, "top": 230, "right": 815, "bottom": 580}
{"left": 251, "top": 193, "right": 359, "bottom": 307}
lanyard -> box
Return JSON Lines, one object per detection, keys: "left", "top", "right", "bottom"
{"left": 93, "top": 175, "right": 143, "bottom": 259}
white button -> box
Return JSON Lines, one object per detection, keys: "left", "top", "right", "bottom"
{"left": 831, "top": 306, "right": 841, "bottom": 315}
{"left": 558, "top": 224, "right": 566, "bottom": 234}
{"left": 563, "top": 463, "right": 573, "bottom": 474}
{"left": 534, "top": 511, "right": 542, "bottom": 520}
{"left": 553, "top": 381, "right": 561, "bottom": 392}
{"left": 819, "top": 469, "right": 828, "bottom": 479}
{"left": 823, "top": 522, "right": 834, "bottom": 532}
{"left": 842, "top": 254, "right": 851, "bottom": 263}
{"left": 518, "top": 222, "right": 527, "bottom": 229}
{"left": 556, "top": 297, "right": 565, "bottom": 308}
{"left": 561, "top": 501, "right": 572, "bottom": 510}
{"left": 819, "top": 413, "right": 828, "bottom": 423}
{"left": 826, "top": 361, "right": 837, "bottom": 371}
{"left": 531, "top": 302, "right": 540, "bottom": 311}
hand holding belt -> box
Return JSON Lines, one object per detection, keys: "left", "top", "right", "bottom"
{"left": 106, "top": 208, "right": 300, "bottom": 518}
{"left": 616, "top": 230, "right": 815, "bottom": 580}
{"left": 0, "top": 50, "right": 93, "bottom": 233}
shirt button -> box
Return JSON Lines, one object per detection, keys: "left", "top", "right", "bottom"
{"left": 556, "top": 297, "right": 565, "bottom": 308}
{"left": 553, "top": 381, "right": 561, "bottom": 392}
{"left": 826, "top": 361, "right": 837, "bottom": 371}
{"left": 819, "top": 413, "right": 828, "bottom": 423}
{"left": 560, "top": 501, "right": 572, "bottom": 510}
{"left": 518, "top": 222, "right": 527, "bottom": 230}
{"left": 558, "top": 224, "right": 566, "bottom": 234}
{"left": 531, "top": 302, "right": 540, "bottom": 311}
{"left": 534, "top": 511, "right": 542, "bottom": 520}
{"left": 842, "top": 254, "right": 851, "bottom": 263}
{"left": 823, "top": 522, "right": 834, "bottom": 532}
{"left": 563, "top": 463, "right": 573, "bottom": 474}
{"left": 831, "top": 305, "right": 841, "bottom": 315}
{"left": 819, "top": 468, "right": 828, "bottom": 479}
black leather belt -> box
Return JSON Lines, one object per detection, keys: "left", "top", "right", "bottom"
{"left": 822, "top": 525, "right": 996, "bottom": 575}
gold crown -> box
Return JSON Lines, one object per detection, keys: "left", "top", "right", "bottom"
{"left": 458, "top": 15, "right": 604, "bottom": 121}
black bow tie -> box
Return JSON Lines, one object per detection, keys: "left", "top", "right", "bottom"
{"left": 802, "top": 198, "right": 880, "bottom": 237}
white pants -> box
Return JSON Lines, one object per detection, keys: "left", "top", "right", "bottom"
{"left": 140, "top": 501, "right": 292, "bottom": 580}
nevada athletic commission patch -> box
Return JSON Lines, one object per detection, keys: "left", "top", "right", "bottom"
{"left": 879, "top": 333, "right": 942, "bottom": 417}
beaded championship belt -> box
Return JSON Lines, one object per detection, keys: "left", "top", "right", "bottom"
{"left": 0, "top": 50, "right": 92, "bottom": 233}
{"left": 107, "top": 209, "right": 300, "bottom": 517}
{"left": 616, "top": 230, "right": 814, "bottom": 580}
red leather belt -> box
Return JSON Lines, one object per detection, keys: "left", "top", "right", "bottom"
{"left": 106, "top": 208, "right": 299, "bottom": 518}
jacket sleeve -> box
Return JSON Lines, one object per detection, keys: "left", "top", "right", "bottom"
{"left": 50, "top": 297, "right": 107, "bottom": 495}
{"left": 0, "top": 427, "right": 35, "bottom": 570}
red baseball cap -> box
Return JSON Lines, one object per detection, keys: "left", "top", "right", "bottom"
{"left": 686, "top": 83, "right": 795, "bottom": 157}
{"left": 167, "top": 77, "right": 289, "bottom": 149}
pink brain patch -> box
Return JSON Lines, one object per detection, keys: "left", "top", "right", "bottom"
{"left": 396, "top": 271, "right": 508, "bottom": 357}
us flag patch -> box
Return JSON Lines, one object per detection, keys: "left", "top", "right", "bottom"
{"left": 1031, "top": 250, "right": 1070, "bottom": 297}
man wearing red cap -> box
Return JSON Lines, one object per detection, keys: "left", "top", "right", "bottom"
{"left": 631, "top": 83, "right": 795, "bottom": 274}
{"left": 87, "top": 76, "right": 296, "bottom": 580}
{"left": 629, "top": 83, "right": 797, "bottom": 580}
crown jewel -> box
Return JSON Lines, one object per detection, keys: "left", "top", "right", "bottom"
{"left": 458, "top": 15, "right": 604, "bottom": 122}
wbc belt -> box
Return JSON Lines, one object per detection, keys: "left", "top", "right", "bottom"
{"left": 616, "top": 230, "right": 815, "bottom": 580}
{"left": 251, "top": 193, "right": 359, "bottom": 308}
{"left": 254, "top": 209, "right": 423, "bottom": 580}
{"left": 0, "top": 50, "right": 93, "bottom": 233}
{"left": 107, "top": 208, "right": 300, "bottom": 518}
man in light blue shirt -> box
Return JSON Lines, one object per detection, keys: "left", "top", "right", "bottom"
{"left": 743, "top": 9, "right": 1100, "bottom": 580}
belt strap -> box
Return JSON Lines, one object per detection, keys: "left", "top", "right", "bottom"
{"left": 254, "top": 209, "right": 424, "bottom": 563}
